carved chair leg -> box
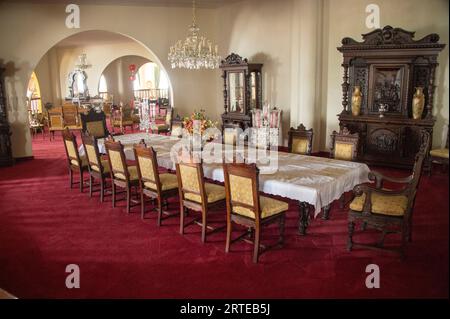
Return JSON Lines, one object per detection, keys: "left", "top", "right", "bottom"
{"left": 100, "top": 178, "right": 104, "bottom": 203}
{"left": 89, "top": 175, "right": 93, "bottom": 198}
{"left": 408, "top": 218, "right": 413, "bottom": 242}
{"left": 201, "top": 210, "right": 207, "bottom": 243}
{"left": 339, "top": 194, "right": 345, "bottom": 209}
{"left": 225, "top": 218, "right": 232, "bottom": 253}
{"left": 69, "top": 169, "right": 73, "bottom": 189}
{"left": 126, "top": 186, "right": 131, "bottom": 214}
{"left": 112, "top": 183, "right": 116, "bottom": 208}
{"left": 253, "top": 225, "right": 261, "bottom": 263}
{"left": 157, "top": 197, "right": 163, "bottom": 227}
{"left": 140, "top": 191, "right": 145, "bottom": 219}
{"left": 347, "top": 221, "right": 355, "bottom": 251}
{"left": 278, "top": 214, "right": 286, "bottom": 246}
{"left": 361, "top": 221, "right": 367, "bottom": 231}
{"left": 377, "top": 230, "right": 387, "bottom": 247}
{"left": 179, "top": 205, "right": 185, "bottom": 235}
{"left": 401, "top": 224, "right": 408, "bottom": 260}
{"left": 79, "top": 169, "right": 84, "bottom": 193}
{"left": 322, "top": 204, "right": 331, "bottom": 220}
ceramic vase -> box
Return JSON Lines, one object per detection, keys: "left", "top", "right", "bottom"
{"left": 351, "top": 86, "right": 362, "bottom": 116}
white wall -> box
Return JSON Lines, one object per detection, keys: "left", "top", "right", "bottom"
{"left": 0, "top": 0, "right": 448, "bottom": 158}
{"left": 0, "top": 2, "right": 219, "bottom": 157}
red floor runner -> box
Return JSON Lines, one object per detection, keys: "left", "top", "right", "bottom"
{"left": 0, "top": 131, "right": 448, "bottom": 298}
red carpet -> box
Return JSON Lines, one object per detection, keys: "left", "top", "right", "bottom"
{"left": 0, "top": 131, "right": 448, "bottom": 298}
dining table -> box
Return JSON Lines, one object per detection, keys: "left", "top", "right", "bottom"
{"left": 79, "top": 132, "right": 371, "bottom": 235}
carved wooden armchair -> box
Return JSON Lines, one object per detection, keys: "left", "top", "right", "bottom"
{"left": 223, "top": 162, "right": 288, "bottom": 263}
{"left": 347, "top": 130, "right": 430, "bottom": 258}
{"left": 288, "top": 124, "right": 313, "bottom": 155}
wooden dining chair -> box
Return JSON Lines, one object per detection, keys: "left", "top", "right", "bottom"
{"left": 176, "top": 160, "right": 226, "bottom": 243}
{"left": 151, "top": 107, "right": 173, "bottom": 135}
{"left": 47, "top": 107, "right": 65, "bottom": 140}
{"left": 223, "top": 163, "right": 288, "bottom": 263}
{"left": 134, "top": 145, "right": 179, "bottom": 225}
{"left": 105, "top": 140, "right": 140, "bottom": 213}
{"left": 348, "top": 130, "right": 430, "bottom": 258}
{"left": 111, "top": 104, "right": 134, "bottom": 133}
{"left": 330, "top": 126, "right": 360, "bottom": 208}
{"left": 80, "top": 108, "right": 109, "bottom": 138}
{"left": 81, "top": 133, "right": 111, "bottom": 202}
{"left": 330, "top": 126, "right": 359, "bottom": 161}
{"left": 288, "top": 124, "right": 313, "bottom": 155}
{"left": 62, "top": 128, "right": 88, "bottom": 192}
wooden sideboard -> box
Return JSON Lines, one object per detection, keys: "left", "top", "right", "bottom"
{"left": 337, "top": 26, "right": 445, "bottom": 169}
{"left": 0, "top": 67, "right": 13, "bottom": 167}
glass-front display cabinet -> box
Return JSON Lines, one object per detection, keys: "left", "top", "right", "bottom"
{"left": 220, "top": 53, "right": 263, "bottom": 133}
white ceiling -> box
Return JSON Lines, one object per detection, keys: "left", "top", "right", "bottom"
{"left": 1, "top": 0, "right": 243, "bottom": 8}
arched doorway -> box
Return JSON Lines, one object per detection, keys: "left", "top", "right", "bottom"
{"left": 26, "top": 30, "right": 174, "bottom": 152}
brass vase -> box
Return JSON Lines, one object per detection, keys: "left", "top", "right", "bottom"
{"left": 351, "top": 86, "right": 362, "bottom": 116}
{"left": 412, "top": 87, "right": 425, "bottom": 120}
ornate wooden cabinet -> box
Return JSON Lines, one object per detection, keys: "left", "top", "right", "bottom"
{"left": 0, "top": 67, "right": 13, "bottom": 167}
{"left": 220, "top": 53, "right": 263, "bottom": 131}
{"left": 337, "top": 26, "right": 445, "bottom": 168}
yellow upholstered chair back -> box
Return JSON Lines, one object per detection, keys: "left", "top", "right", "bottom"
{"left": 334, "top": 142, "right": 354, "bottom": 161}
{"left": 288, "top": 124, "right": 313, "bottom": 155}
{"left": 292, "top": 137, "right": 309, "bottom": 155}
{"left": 62, "top": 128, "right": 82, "bottom": 166}
{"left": 105, "top": 140, "right": 128, "bottom": 180}
{"left": 223, "top": 163, "right": 260, "bottom": 220}
{"left": 134, "top": 145, "right": 159, "bottom": 189}
{"left": 47, "top": 107, "right": 64, "bottom": 129}
{"left": 81, "top": 134, "right": 102, "bottom": 172}
{"left": 85, "top": 143, "right": 99, "bottom": 166}
{"left": 330, "top": 127, "right": 359, "bottom": 161}
{"left": 176, "top": 162, "right": 206, "bottom": 204}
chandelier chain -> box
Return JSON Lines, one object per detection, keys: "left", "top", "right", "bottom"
{"left": 167, "top": 0, "right": 221, "bottom": 69}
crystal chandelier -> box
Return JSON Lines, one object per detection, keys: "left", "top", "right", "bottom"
{"left": 168, "top": 0, "right": 221, "bottom": 69}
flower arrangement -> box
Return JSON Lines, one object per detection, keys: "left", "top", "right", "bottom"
{"left": 183, "top": 109, "right": 218, "bottom": 135}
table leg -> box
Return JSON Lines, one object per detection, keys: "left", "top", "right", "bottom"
{"left": 322, "top": 204, "right": 331, "bottom": 220}
{"left": 298, "top": 201, "right": 310, "bottom": 235}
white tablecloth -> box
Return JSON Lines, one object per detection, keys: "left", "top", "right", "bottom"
{"left": 80, "top": 133, "right": 370, "bottom": 217}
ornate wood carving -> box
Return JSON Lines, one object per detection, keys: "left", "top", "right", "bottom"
{"left": 221, "top": 53, "right": 248, "bottom": 65}
{"left": 0, "top": 67, "right": 13, "bottom": 166}
{"left": 341, "top": 25, "right": 441, "bottom": 48}
{"left": 337, "top": 26, "right": 445, "bottom": 169}
{"left": 220, "top": 54, "right": 263, "bottom": 134}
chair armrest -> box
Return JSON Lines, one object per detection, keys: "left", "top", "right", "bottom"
{"left": 368, "top": 171, "right": 413, "bottom": 189}
{"left": 352, "top": 184, "right": 410, "bottom": 215}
